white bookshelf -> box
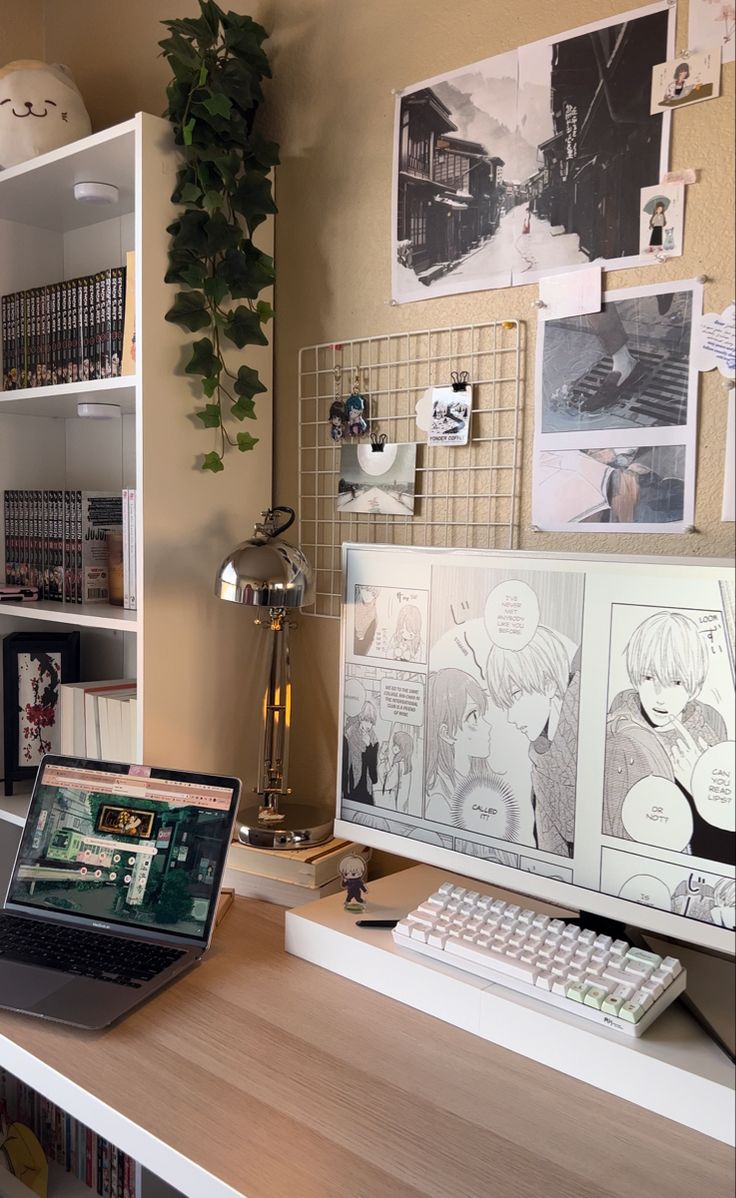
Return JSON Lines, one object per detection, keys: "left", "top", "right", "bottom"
{"left": 0, "top": 113, "right": 272, "bottom": 1198}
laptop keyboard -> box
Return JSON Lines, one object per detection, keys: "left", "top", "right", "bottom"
{"left": 0, "top": 913, "right": 186, "bottom": 988}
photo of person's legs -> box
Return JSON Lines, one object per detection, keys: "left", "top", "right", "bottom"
{"left": 580, "top": 307, "right": 648, "bottom": 411}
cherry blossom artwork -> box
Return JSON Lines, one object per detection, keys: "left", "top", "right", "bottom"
{"left": 18, "top": 650, "right": 62, "bottom": 764}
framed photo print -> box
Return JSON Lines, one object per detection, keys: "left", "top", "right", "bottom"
{"left": 2, "top": 630, "right": 80, "bottom": 795}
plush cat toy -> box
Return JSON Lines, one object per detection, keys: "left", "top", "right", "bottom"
{"left": 0, "top": 59, "right": 91, "bottom": 169}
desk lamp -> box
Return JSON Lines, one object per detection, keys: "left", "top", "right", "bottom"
{"left": 214, "top": 505, "right": 333, "bottom": 849}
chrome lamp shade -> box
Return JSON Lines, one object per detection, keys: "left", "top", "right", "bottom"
{"left": 214, "top": 507, "right": 332, "bottom": 850}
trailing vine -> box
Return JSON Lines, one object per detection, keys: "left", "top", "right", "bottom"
{"left": 160, "top": 1, "right": 277, "bottom": 472}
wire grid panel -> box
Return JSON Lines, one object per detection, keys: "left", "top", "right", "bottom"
{"left": 298, "top": 321, "right": 524, "bottom": 618}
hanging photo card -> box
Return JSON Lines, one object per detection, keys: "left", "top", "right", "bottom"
{"left": 538, "top": 264, "right": 602, "bottom": 322}
{"left": 427, "top": 385, "right": 472, "bottom": 446}
{"left": 650, "top": 49, "right": 721, "bottom": 112}
{"left": 639, "top": 183, "right": 685, "bottom": 257}
{"left": 689, "top": 0, "right": 735, "bottom": 64}
{"left": 337, "top": 442, "right": 417, "bottom": 515}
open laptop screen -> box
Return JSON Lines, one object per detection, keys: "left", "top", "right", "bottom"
{"left": 6, "top": 756, "right": 240, "bottom": 942}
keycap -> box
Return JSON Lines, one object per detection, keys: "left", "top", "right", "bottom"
{"left": 602, "top": 996, "right": 624, "bottom": 1016}
{"left": 566, "top": 982, "right": 589, "bottom": 1002}
{"left": 410, "top": 926, "right": 429, "bottom": 942}
{"left": 535, "top": 973, "right": 554, "bottom": 991}
{"left": 583, "top": 986, "right": 608, "bottom": 1010}
{"left": 427, "top": 931, "right": 448, "bottom": 947}
{"left": 445, "top": 940, "right": 538, "bottom": 981}
{"left": 626, "top": 948, "right": 662, "bottom": 968}
{"left": 620, "top": 999, "right": 646, "bottom": 1023}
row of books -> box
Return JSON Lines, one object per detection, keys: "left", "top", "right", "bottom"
{"left": 223, "top": 837, "right": 371, "bottom": 906}
{"left": 60, "top": 679, "right": 138, "bottom": 762}
{"left": 2, "top": 490, "right": 136, "bottom": 607}
{"left": 0, "top": 1067, "right": 138, "bottom": 1197}
{"left": 1, "top": 265, "right": 129, "bottom": 391}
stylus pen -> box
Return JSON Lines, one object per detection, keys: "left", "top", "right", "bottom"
{"left": 355, "top": 919, "right": 399, "bottom": 928}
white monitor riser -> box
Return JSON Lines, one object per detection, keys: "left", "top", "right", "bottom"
{"left": 285, "top": 865, "right": 735, "bottom": 1145}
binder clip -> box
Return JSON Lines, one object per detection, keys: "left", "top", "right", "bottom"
{"left": 371, "top": 432, "right": 388, "bottom": 453}
{"left": 451, "top": 370, "right": 470, "bottom": 392}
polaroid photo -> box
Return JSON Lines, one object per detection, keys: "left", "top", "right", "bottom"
{"left": 650, "top": 49, "right": 721, "bottom": 113}
{"left": 428, "top": 385, "right": 472, "bottom": 446}
{"left": 639, "top": 182, "right": 684, "bottom": 257}
{"left": 337, "top": 442, "right": 417, "bottom": 515}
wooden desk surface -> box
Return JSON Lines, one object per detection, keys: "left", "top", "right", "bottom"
{"left": 0, "top": 897, "right": 733, "bottom": 1198}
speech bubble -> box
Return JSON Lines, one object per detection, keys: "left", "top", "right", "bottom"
{"left": 453, "top": 776, "right": 518, "bottom": 840}
{"left": 344, "top": 678, "right": 366, "bottom": 718}
{"left": 621, "top": 777, "right": 694, "bottom": 850}
{"left": 484, "top": 580, "right": 540, "bottom": 650}
{"left": 618, "top": 874, "right": 671, "bottom": 910}
{"left": 691, "top": 742, "right": 735, "bottom": 831}
{"left": 380, "top": 677, "right": 424, "bottom": 725}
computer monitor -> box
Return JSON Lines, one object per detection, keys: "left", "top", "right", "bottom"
{"left": 334, "top": 545, "right": 736, "bottom": 956}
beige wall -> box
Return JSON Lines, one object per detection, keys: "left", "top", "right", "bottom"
{"left": 13, "top": 2, "right": 736, "bottom": 827}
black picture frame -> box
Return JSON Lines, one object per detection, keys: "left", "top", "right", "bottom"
{"left": 2, "top": 630, "right": 80, "bottom": 796}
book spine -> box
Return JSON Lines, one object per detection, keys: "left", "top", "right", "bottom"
{"left": 1, "top": 292, "right": 11, "bottom": 389}
{"left": 122, "top": 487, "right": 130, "bottom": 608}
{"left": 50, "top": 280, "right": 59, "bottom": 384}
{"left": 40, "top": 285, "right": 49, "bottom": 385}
{"left": 3, "top": 489, "right": 9, "bottom": 582}
{"left": 112, "top": 265, "right": 124, "bottom": 376}
{"left": 103, "top": 268, "right": 113, "bottom": 377}
{"left": 128, "top": 488, "right": 137, "bottom": 610}
{"left": 63, "top": 488, "right": 72, "bottom": 603}
{"left": 93, "top": 270, "right": 102, "bottom": 380}
{"left": 20, "top": 289, "right": 28, "bottom": 387}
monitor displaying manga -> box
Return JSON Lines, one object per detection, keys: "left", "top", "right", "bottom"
{"left": 335, "top": 546, "right": 736, "bottom": 952}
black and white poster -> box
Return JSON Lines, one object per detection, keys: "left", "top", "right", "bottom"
{"left": 392, "top": 2, "right": 674, "bottom": 303}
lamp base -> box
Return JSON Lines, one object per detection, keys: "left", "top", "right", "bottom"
{"left": 237, "top": 800, "right": 334, "bottom": 850}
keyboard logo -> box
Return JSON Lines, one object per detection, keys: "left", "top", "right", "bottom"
{"left": 92, "top": 921, "right": 112, "bottom": 930}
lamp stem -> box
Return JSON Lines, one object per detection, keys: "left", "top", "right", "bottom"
{"left": 256, "top": 608, "right": 292, "bottom": 820}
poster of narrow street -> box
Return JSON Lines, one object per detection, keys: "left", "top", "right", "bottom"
{"left": 392, "top": 2, "right": 674, "bottom": 304}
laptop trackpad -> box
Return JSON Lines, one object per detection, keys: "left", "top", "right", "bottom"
{"left": 0, "top": 961, "right": 69, "bottom": 1011}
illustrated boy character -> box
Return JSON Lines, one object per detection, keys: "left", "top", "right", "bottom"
{"left": 487, "top": 626, "right": 579, "bottom": 858}
{"left": 340, "top": 852, "right": 368, "bottom": 912}
{"left": 342, "top": 700, "right": 379, "bottom": 804}
{"left": 602, "top": 611, "right": 729, "bottom": 862}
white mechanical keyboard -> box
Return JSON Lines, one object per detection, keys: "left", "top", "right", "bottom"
{"left": 393, "top": 883, "right": 686, "bottom": 1037}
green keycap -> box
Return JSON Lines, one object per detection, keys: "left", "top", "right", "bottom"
{"left": 625, "top": 948, "right": 662, "bottom": 967}
{"left": 601, "top": 996, "right": 624, "bottom": 1016}
{"left": 619, "top": 1001, "right": 644, "bottom": 1023}
{"left": 583, "top": 986, "right": 607, "bottom": 1010}
{"left": 566, "top": 982, "right": 589, "bottom": 1003}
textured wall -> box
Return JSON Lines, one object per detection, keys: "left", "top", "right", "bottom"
{"left": 33, "top": 0, "right": 736, "bottom": 823}
{"left": 0, "top": 2, "right": 45, "bottom": 62}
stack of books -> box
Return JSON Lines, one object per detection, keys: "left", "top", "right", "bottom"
{"left": 2, "top": 489, "right": 136, "bottom": 606}
{"left": 0, "top": 1066, "right": 138, "bottom": 1196}
{"left": 60, "top": 678, "right": 137, "bottom": 762}
{"left": 223, "top": 836, "right": 372, "bottom": 906}
{"left": 1, "top": 265, "right": 127, "bottom": 390}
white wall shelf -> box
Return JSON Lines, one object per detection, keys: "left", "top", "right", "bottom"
{"left": 0, "top": 789, "right": 31, "bottom": 827}
{"left": 0, "top": 377, "right": 136, "bottom": 418}
{"left": 0, "top": 600, "right": 137, "bottom": 631}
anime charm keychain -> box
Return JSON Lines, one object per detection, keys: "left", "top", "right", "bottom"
{"left": 345, "top": 370, "right": 369, "bottom": 438}
{"left": 340, "top": 852, "right": 368, "bottom": 912}
{"left": 328, "top": 365, "right": 347, "bottom": 442}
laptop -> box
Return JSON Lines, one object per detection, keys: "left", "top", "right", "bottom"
{"left": 0, "top": 754, "right": 241, "bottom": 1029}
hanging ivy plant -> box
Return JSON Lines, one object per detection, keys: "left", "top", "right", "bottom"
{"left": 160, "top": 1, "right": 278, "bottom": 472}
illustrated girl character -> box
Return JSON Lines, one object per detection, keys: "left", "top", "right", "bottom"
{"left": 328, "top": 399, "right": 345, "bottom": 442}
{"left": 389, "top": 603, "right": 422, "bottom": 662}
{"left": 424, "top": 668, "right": 492, "bottom": 824}
{"left": 487, "top": 626, "right": 579, "bottom": 858}
{"left": 342, "top": 700, "right": 379, "bottom": 804}
{"left": 602, "top": 611, "right": 731, "bottom": 863}
{"left": 345, "top": 389, "right": 368, "bottom": 437}
{"left": 647, "top": 202, "right": 667, "bottom": 249}
{"left": 340, "top": 852, "right": 368, "bottom": 912}
{"left": 664, "top": 62, "right": 692, "bottom": 101}
{"left": 379, "top": 729, "right": 414, "bottom": 812}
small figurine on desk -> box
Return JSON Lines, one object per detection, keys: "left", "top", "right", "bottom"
{"left": 340, "top": 852, "right": 368, "bottom": 912}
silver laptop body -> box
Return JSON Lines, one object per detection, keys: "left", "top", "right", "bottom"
{"left": 0, "top": 755, "right": 240, "bottom": 1029}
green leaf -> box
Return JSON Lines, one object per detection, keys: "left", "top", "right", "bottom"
{"left": 231, "top": 171, "right": 277, "bottom": 232}
{"left": 233, "top": 363, "right": 267, "bottom": 399}
{"left": 246, "top": 132, "right": 280, "bottom": 169}
{"left": 203, "top": 274, "right": 229, "bottom": 304}
{"left": 178, "top": 181, "right": 203, "bottom": 204}
{"left": 202, "top": 189, "right": 224, "bottom": 214}
{"left": 204, "top": 211, "right": 241, "bottom": 255}
{"left": 165, "top": 291, "right": 211, "bottom": 331}
{"left": 236, "top": 431, "right": 259, "bottom": 452}
{"left": 185, "top": 337, "right": 220, "bottom": 377}
{"left": 159, "top": 30, "right": 201, "bottom": 69}
{"left": 202, "top": 451, "right": 225, "bottom": 472}
{"left": 203, "top": 92, "right": 232, "bottom": 118}
{"left": 164, "top": 251, "right": 205, "bottom": 288}
{"left": 183, "top": 119, "right": 196, "bottom": 146}
{"left": 256, "top": 300, "right": 274, "bottom": 324}
{"left": 223, "top": 306, "right": 269, "bottom": 349}
{"left": 195, "top": 403, "right": 222, "bottom": 428}
{"left": 220, "top": 245, "right": 274, "bottom": 299}
{"left": 231, "top": 396, "right": 256, "bottom": 421}
{"left": 181, "top": 263, "right": 207, "bottom": 289}
{"left": 202, "top": 375, "right": 219, "bottom": 397}
{"left": 168, "top": 209, "right": 209, "bottom": 253}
